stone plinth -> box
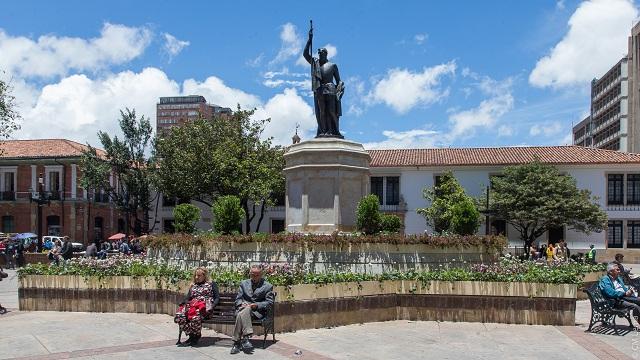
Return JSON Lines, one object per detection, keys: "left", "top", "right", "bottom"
{"left": 284, "top": 138, "right": 370, "bottom": 234}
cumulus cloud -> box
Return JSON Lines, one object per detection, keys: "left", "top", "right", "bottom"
{"left": 254, "top": 88, "right": 316, "bottom": 145}
{"left": 447, "top": 76, "right": 514, "bottom": 138}
{"left": 162, "top": 33, "right": 190, "bottom": 60}
{"left": 295, "top": 43, "right": 337, "bottom": 67}
{"left": 19, "top": 68, "right": 177, "bottom": 144}
{"left": 182, "top": 76, "right": 261, "bottom": 109}
{"left": 270, "top": 23, "right": 302, "bottom": 65}
{"left": 529, "top": 0, "right": 638, "bottom": 88}
{"left": 366, "top": 61, "right": 456, "bottom": 113}
{"left": 498, "top": 125, "right": 514, "bottom": 137}
{"left": 0, "top": 23, "right": 152, "bottom": 79}
{"left": 530, "top": 122, "right": 563, "bottom": 136}
{"left": 363, "top": 129, "right": 440, "bottom": 150}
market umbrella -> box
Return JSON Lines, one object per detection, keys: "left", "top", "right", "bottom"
{"left": 11, "top": 233, "right": 37, "bottom": 239}
{"left": 108, "top": 233, "right": 126, "bottom": 240}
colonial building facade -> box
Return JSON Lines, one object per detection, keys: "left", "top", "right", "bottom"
{"left": 0, "top": 139, "right": 125, "bottom": 244}
{"left": 369, "top": 145, "right": 640, "bottom": 260}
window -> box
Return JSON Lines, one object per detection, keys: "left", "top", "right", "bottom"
{"left": 162, "top": 194, "right": 176, "bottom": 207}
{"left": 163, "top": 219, "right": 175, "bottom": 234}
{"left": 628, "top": 174, "right": 640, "bottom": 205}
{"left": 370, "top": 177, "right": 383, "bottom": 205}
{"left": 607, "top": 220, "right": 623, "bottom": 248}
{"left": 608, "top": 174, "right": 624, "bottom": 205}
{"left": 628, "top": 221, "right": 640, "bottom": 248}
{"left": 47, "top": 215, "right": 61, "bottom": 236}
{"left": 271, "top": 219, "right": 285, "bottom": 233}
{"left": 94, "top": 217, "right": 104, "bottom": 242}
{"left": 370, "top": 176, "right": 400, "bottom": 206}
{"left": 386, "top": 177, "right": 400, "bottom": 206}
{"left": 2, "top": 216, "right": 14, "bottom": 233}
{"left": 2, "top": 172, "right": 14, "bottom": 200}
{"left": 490, "top": 219, "right": 506, "bottom": 236}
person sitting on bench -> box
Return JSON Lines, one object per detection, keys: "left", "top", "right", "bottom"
{"left": 177, "top": 267, "right": 219, "bottom": 346}
{"left": 600, "top": 263, "right": 640, "bottom": 322}
{"left": 230, "top": 264, "right": 274, "bottom": 355}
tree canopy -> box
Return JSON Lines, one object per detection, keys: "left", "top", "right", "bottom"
{"left": 154, "top": 108, "right": 285, "bottom": 233}
{"left": 489, "top": 160, "right": 607, "bottom": 249}
{"left": 80, "top": 108, "right": 155, "bottom": 235}
{"left": 417, "top": 171, "right": 480, "bottom": 235}
{"left": 0, "top": 77, "right": 21, "bottom": 150}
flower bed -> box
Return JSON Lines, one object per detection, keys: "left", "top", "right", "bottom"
{"left": 18, "top": 254, "right": 606, "bottom": 287}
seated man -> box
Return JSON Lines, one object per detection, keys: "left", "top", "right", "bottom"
{"left": 599, "top": 263, "right": 640, "bottom": 321}
{"left": 230, "top": 264, "right": 274, "bottom": 355}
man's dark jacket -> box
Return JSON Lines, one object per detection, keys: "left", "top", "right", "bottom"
{"left": 61, "top": 241, "right": 73, "bottom": 260}
{"left": 234, "top": 278, "right": 274, "bottom": 319}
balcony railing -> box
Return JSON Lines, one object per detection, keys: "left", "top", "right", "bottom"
{"left": 94, "top": 193, "right": 109, "bottom": 203}
{"left": 607, "top": 204, "right": 640, "bottom": 211}
{"left": 0, "top": 191, "right": 15, "bottom": 201}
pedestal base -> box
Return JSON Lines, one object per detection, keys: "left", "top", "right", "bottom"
{"left": 284, "top": 138, "right": 371, "bottom": 234}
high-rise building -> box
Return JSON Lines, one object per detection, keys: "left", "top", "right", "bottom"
{"left": 573, "top": 57, "right": 629, "bottom": 151}
{"left": 156, "top": 95, "right": 231, "bottom": 134}
{"left": 573, "top": 22, "right": 640, "bottom": 153}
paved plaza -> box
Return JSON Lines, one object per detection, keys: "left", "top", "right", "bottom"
{"left": 0, "top": 269, "right": 638, "bottom": 360}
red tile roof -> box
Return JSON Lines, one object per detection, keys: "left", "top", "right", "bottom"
{"left": 368, "top": 146, "right": 640, "bottom": 167}
{"left": 0, "top": 139, "right": 106, "bottom": 159}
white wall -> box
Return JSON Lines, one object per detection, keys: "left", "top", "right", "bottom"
{"left": 372, "top": 164, "right": 640, "bottom": 251}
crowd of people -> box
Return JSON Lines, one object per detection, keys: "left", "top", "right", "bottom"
{"left": 528, "top": 240, "right": 575, "bottom": 263}
{"left": 175, "top": 264, "right": 274, "bottom": 354}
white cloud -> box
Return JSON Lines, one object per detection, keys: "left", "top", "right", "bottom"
{"left": 529, "top": 0, "right": 638, "bottom": 88}
{"left": 414, "top": 33, "right": 428, "bottom": 45}
{"left": 246, "top": 53, "right": 264, "bottom": 68}
{"left": 254, "top": 88, "right": 316, "bottom": 145}
{"left": 446, "top": 74, "right": 514, "bottom": 139}
{"left": 182, "top": 76, "right": 261, "bottom": 109}
{"left": 498, "top": 125, "right": 514, "bottom": 137}
{"left": 363, "top": 129, "right": 440, "bottom": 150}
{"left": 271, "top": 23, "right": 302, "bottom": 65}
{"left": 366, "top": 61, "right": 456, "bottom": 113}
{"left": 0, "top": 23, "right": 152, "bottom": 79}
{"left": 529, "top": 122, "right": 563, "bottom": 136}
{"left": 162, "top": 33, "right": 190, "bottom": 60}
{"left": 19, "top": 68, "right": 178, "bottom": 145}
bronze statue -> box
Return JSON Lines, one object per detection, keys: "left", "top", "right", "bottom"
{"left": 303, "top": 21, "right": 344, "bottom": 138}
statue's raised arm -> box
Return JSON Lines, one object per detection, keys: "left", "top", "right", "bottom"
{"left": 303, "top": 27, "right": 313, "bottom": 65}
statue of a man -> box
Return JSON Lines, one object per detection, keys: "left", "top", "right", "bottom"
{"left": 303, "top": 25, "right": 344, "bottom": 138}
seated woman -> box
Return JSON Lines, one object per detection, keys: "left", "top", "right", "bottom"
{"left": 177, "top": 267, "right": 219, "bottom": 346}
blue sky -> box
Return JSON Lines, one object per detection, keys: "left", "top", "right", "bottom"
{"left": 0, "top": 0, "right": 637, "bottom": 149}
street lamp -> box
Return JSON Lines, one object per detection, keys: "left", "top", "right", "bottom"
{"left": 29, "top": 173, "right": 50, "bottom": 252}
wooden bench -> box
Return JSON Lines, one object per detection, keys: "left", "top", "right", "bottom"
{"left": 203, "top": 292, "right": 276, "bottom": 348}
{"left": 583, "top": 284, "right": 634, "bottom": 334}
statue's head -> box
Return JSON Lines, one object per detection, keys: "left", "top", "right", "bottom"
{"left": 318, "top": 48, "right": 328, "bottom": 60}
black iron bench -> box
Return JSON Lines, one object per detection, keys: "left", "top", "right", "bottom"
{"left": 584, "top": 284, "right": 634, "bottom": 334}
{"left": 203, "top": 292, "right": 276, "bottom": 348}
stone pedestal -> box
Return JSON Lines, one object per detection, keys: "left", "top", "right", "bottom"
{"left": 284, "top": 138, "right": 370, "bottom": 234}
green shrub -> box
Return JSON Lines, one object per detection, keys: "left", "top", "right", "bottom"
{"left": 173, "top": 203, "right": 201, "bottom": 233}
{"left": 449, "top": 198, "right": 480, "bottom": 235}
{"left": 212, "top": 195, "right": 245, "bottom": 234}
{"left": 380, "top": 214, "right": 402, "bottom": 233}
{"left": 356, "top": 194, "right": 381, "bottom": 234}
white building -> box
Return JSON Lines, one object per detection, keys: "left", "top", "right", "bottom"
{"left": 368, "top": 145, "right": 640, "bottom": 260}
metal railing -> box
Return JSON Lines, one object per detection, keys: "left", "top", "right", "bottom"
{"left": 607, "top": 204, "right": 640, "bottom": 211}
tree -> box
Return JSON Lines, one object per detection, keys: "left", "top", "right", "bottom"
{"left": 489, "top": 160, "right": 607, "bottom": 253}
{"left": 212, "top": 195, "right": 245, "bottom": 234}
{"left": 80, "top": 109, "right": 155, "bottom": 235}
{"left": 173, "top": 204, "right": 201, "bottom": 234}
{"left": 154, "top": 108, "right": 285, "bottom": 233}
{"left": 416, "top": 171, "right": 480, "bottom": 235}
{"left": 356, "top": 194, "right": 381, "bottom": 234}
{"left": 380, "top": 214, "right": 402, "bottom": 233}
{"left": 0, "top": 77, "right": 21, "bottom": 151}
